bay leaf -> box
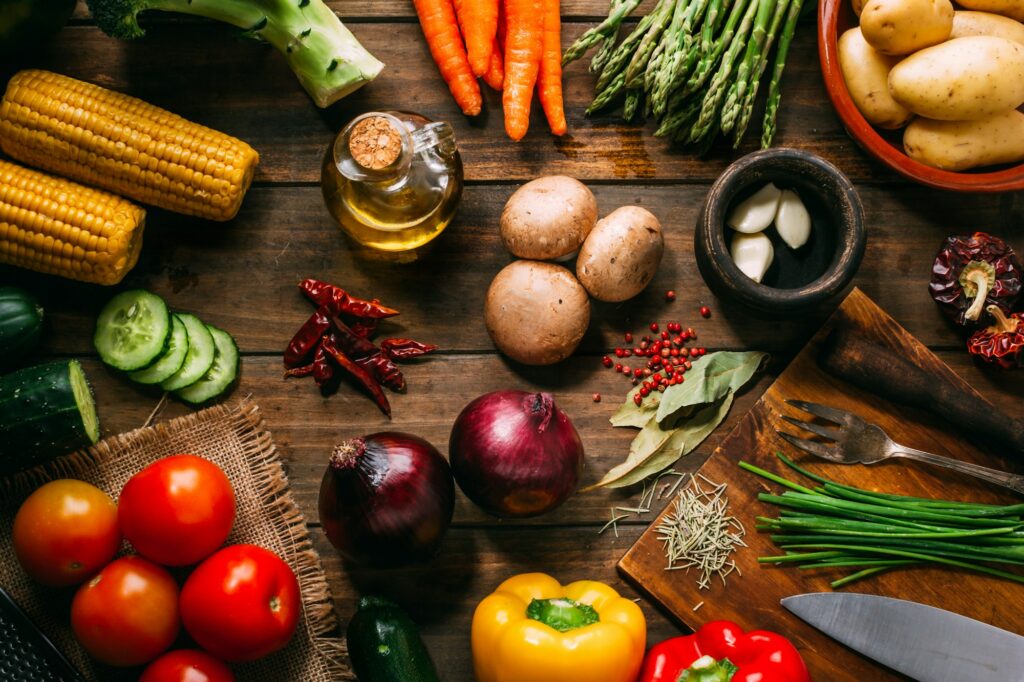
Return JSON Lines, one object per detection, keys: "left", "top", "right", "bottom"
{"left": 610, "top": 384, "right": 662, "bottom": 428}
{"left": 592, "top": 392, "right": 737, "bottom": 489}
{"left": 654, "top": 351, "right": 768, "bottom": 424}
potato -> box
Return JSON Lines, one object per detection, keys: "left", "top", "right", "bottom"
{"left": 576, "top": 206, "right": 664, "bottom": 302}
{"left": 954, "top": 0, "right": 1024, "bottom": 22}
{"left": 500, "top": 176, "right": 598, "bottom": 261}
{"left": 838, "top": 28, "right": 914, "bottom": 129}
{"left": 484, "top": 261, "right": 590, "bottom": 365}
{"left": 860, "top": 0, "right": 953, "bottom": 55}
{"left": 950, "top": 10, "right": 1024, "bottom": 44}
{"left": 903, "top": 110, "right": 1024, "bottom": 170}
{"left": 888, "top": 36, "right": 1024, "bottom": 120}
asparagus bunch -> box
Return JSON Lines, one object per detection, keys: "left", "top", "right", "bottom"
{"left": 563, "top": 0, "right": 805, "bottom": 150}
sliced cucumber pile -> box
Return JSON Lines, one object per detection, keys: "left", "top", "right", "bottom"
{"left": 94, "top": 290, "right": 239, "bottom": 406}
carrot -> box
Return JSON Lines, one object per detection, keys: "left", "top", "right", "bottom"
{"left": 503, "top": 0, "right": 544, "bottom": 141}
{"left": 454, "top": 0, "right": 500, "bottom": 77}
{"left": 537, "top": 0, "right": 567, "bottom": 135}
{"left": 413, "top": 0, "right": 482, "bottom": 116}
{"left": 483, "top": 38, "right": 505, "bottom": 89}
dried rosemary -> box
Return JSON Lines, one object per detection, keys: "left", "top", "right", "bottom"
{"left": 656, "top": 474, "right": 747, "bottom": 590}
{"left": 599, "top": 469, "right": 687, "bottom": 537}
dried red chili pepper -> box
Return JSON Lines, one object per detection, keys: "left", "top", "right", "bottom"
{"left": 930, "top": 233, "right": 1022, "bottom": 326}
{"left": 321, "top": 337, "right": 392, "bottom": 417}
{"left": 967, "top": 305, "right": 1024, "bottom": 370}
{"left": 283, "top": 363, "right": 315, "bottom": 379}
{"left": 283, "top": 305, "right": 332, "bottom": 368}
{"left": 330, "top": 316, "right": 380, "bottom": 358}
{"left": 348, "top": 316, "right": 379, "bottom": 339}
{"left": 379, "top": 338, "right": 440, "bottom": 360}
{"left": 356, "top": 354, "right": 407, "bottom": 392}
{"left": 299, "top": 279, "right": 399, "bottom": 319}
{"left": 312, "top": 342, "right": 336, "bottom": 390}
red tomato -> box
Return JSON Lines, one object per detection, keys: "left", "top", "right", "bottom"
{"left": 71, "top": 556, "right": 180, "bottom": 667}
{"left": 12, "top": 479, "right": 121, "bottom": 587}
{"left": 139, "top": 650, "right": 235, "bottom": 682}
{"left": 119, "top": 454, "right": 235, "bottom": 566}
{"left": 180, "top": 544, "right": 300, "bottom": 662}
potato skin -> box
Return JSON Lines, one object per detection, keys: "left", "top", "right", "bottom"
{"left": 860, "top": 0, "right": 953, "bottom": 55}
{"left": 500, "top": 176, "right": 598, "bottom": 261}
{"left": 903, "top": 109, "right": 1024, "bottom": 170}
{"left": 484, "top": 261, "right": 590, "bottom": 366}
{"left": 576, "top": 206, "right": 664, "bottom": 303}
{"left": 953, "top": 0, "right": 1024, "bottom": 22}
{"left": 838, "top": 28, "right": 914, "bottom": 129}
{"left": 888, "top": 36, "right": 1024, "bottom": 120}
{"left": 950, "top": 10, "right": 1024, "bottom": 44}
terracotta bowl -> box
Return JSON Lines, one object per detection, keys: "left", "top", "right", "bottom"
{"left": 819, "top": 0, "right": 1024, "bottom": 193}
{"left": 695, "top": 149, "right": 865, "bottom": 316}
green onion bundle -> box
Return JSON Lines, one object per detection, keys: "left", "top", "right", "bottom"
{"left": 562, "top": 0, "right": 804, "bottom": 150}
{"left": 741, "top": 454, "right": 1024, "bottom": 589}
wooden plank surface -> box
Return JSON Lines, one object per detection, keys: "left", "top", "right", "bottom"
{"left": 619, "top": 290, "right": 1024, "bottom": 680}
{"left": 4, "top": 3, "right": 1024, "bottom": 681}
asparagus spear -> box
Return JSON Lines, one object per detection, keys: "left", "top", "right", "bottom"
{"left": 652, "top": 0, "right": 714, "bottom": 115}
{"left": 720, "top": 0, "right": 788, "bottom": 134}
{"left": 624, "top": 88, "right": 644, "bottom": 121}
{"left": 731, "top": 0, "right": 792, "bottom": 144}
{"left": 563, "top": 0, "right": 644, "bottom": 65}
{"left": 623, "top": 0, "right": 676, "bottom": 87}
{"left": 591, "top": 0, "right": 628, "bottom": 74}
{"left": 684, "top": 0, "right": 752, "bottom": 97}
{"left": 646, "top": 0, "right": 691, "bottom": 96}
{"left": 589, "top": 71, "right": 628, "bottom": 113}
{"left": 690, "top": 0, "right": 760, "bottom": 140}
{"left": 761, "top": 0, "right": 805, "bottom": 147}
{"left": 596, "top": 3, "right": 664, "bottom": 91}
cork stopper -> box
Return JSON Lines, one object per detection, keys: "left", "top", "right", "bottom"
{"left": 348, "top": 116, "right": 403, "bottom": 170}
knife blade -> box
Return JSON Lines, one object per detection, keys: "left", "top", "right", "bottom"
{"left": 781, "top": 592, "right": 1024, "bottom": 682}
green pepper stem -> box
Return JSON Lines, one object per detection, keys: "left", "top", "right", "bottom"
{"left": 526, "top": 598, "right": 600, "bottom": 632}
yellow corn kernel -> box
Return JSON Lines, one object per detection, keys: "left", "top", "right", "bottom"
{"left": 0, "top": 70, "right": 259, "bottom": 222}
{"left": 0, "top": 159, "right": 146, "bottom": 285}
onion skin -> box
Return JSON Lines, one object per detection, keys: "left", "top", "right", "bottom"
{"left": 318, "top": 432, "right": 455, "bottom": 567}
{"left": 449, "top": 391, "right": 584, "bottom": 518}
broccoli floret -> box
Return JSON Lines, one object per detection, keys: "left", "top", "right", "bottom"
{"left": 86, "top": 0, "right": 384, "bottom": 107}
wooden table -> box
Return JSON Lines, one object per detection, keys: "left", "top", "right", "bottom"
{"left": 3, "top": 2, "right": 1023, "bottom": 679}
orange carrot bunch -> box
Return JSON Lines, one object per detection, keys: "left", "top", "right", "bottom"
{"left": 412, "top": 0, "right": 566, "bottom": 140}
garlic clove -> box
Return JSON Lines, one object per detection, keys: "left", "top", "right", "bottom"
{"left": 726, "top": 183, "right": 782, "bottom": 233}
{"left": 775, "top": 189, "right": 811, "bottom": 250}
{"left": 730, "top": 232, "right": 774, "bottom": 283}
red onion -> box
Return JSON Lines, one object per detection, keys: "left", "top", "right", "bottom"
{"left": 318, "top": 432, "right": 454, "bottom": 567}
{"left": 449, "top": 390, "right": 584, "bottom": 518}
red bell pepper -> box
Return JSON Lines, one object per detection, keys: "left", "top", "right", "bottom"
{"left": 638, "top": 621, "right": 810, "bottom": 682}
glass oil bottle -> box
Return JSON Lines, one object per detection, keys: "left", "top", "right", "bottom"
{"left": 321, "top": 111, "right": 463, "bottom": 256}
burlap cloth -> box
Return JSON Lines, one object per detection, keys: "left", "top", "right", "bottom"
{"left": 0, "top": 399, "right": 353, "bottom": 681}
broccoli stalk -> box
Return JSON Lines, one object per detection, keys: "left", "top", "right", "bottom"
{"left": 87, "top": 0, "right": 384, "bottom": 107}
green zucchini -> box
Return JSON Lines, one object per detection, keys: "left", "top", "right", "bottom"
{"left": 0, "top": 286, "right": 44, "bottom": 368}
{"left": 0, "top": 360, "right": 100, "bottom": 474}
{"left": 346, "top": 596, "right": 440, "bottom": 682}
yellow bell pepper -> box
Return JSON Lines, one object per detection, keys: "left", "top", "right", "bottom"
{"left": 472, "top": 572, "right": 647, "bottom": 682}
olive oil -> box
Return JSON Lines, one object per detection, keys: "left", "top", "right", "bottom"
{"left": 321, "top": 111, "right": 463, "bottom": 255}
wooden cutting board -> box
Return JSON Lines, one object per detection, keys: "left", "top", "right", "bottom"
{"left": 618, "top": 288, "right": 1024, "bottom": 681}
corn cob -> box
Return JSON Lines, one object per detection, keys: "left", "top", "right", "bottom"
{"left": 0, "top": 70, "right": 259, "bottom": 222}
{"left": 0, "top": 159, "right": 146, "bottom": 285}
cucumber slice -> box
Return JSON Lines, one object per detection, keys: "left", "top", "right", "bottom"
{"left": 175, "top": 326, "right": 239, "bottom": 405}
{"left": 93, "top": 290, "right": 171, "bottom": 371}
{"left": 128, "top": 315, "right": 189, "bottom": 385}
{"left": 160, "top": 314, "right": 215, "bottom": 391}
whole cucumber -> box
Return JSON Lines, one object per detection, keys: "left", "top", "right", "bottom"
{"left": 346, "top": 596, "right": 440, "bottom": 682}
{"left": 0, "top": 286, "right": 43, "bottom": 368}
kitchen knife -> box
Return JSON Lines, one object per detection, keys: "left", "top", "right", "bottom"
{"left": 781, "top": 592, "right": 1024, "bottom": 682}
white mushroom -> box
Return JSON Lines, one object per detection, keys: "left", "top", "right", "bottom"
{"left": 775, "top": 189, "right": 812, "bottom": 250}
{"left": 727, "top": 183, "right": 782, "bottom": 234}
{"left": 730, "top": 232, "right": 774, "bottom": 283}
{"left": 576, "top": 206, "right": 664, "bottom": 302}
